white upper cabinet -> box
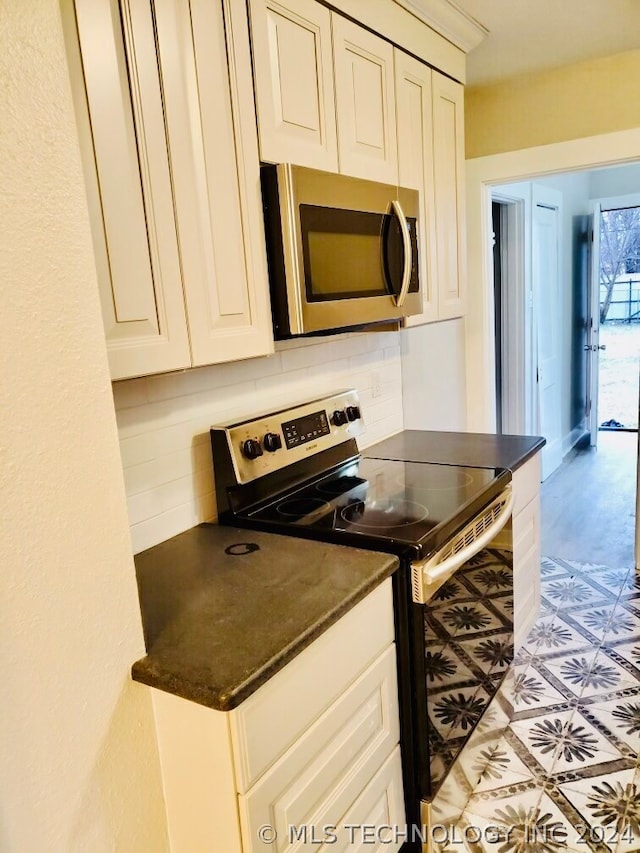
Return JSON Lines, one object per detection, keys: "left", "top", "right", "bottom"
{"left": 246, "top": 1, "right": 467, "bottom": 325}
{"left": 431, "top": 70, "right": 466, "bottom": 320}
{"left": 248, "top": 0, "right": 338, "bottom": 170}
{"left": 74, "top": 0, "right": 191, "bottom": 379}
{"left": 394, "top": 50, "right": 437, "bottom": 324}
{"left": 72, "top": 0, "right": 273, "bottom": 380}
{"left": 396, "top": 53, "right": 466, "bottom": 326}
{"left": 332, "top": 15, "right": 398, "bottom": 184}
{"left": 154, "top": 0, "right": 274, "bottom": 367}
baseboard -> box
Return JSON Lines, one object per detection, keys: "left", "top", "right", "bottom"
{"left": 562, "top": 421, "right": 588, "bottom": 456}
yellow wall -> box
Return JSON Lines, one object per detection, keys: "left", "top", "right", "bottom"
{"left": 465, "top": 49, "right": 640, "bottom": 159}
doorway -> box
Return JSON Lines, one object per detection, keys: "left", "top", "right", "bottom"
{"left": 480, "top": 157, "right": 640, "bottom": 565}
{"left": 491, "top": 180, "right": 572, "bottom": 480}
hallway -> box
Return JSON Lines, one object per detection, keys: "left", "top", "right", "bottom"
{"left": 541, "top": 432, "right": 638, "bottom": 568}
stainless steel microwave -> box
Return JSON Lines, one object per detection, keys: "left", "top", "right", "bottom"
{"left": 260, "top": 164, "right": 421, "bottom": 338}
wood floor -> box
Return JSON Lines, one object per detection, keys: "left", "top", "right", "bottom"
{"left": 540, "top": 431, "right": 638, "bottom": 568}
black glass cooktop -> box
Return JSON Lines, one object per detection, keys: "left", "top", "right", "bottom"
{"left": 244, "top": 457, "right": 510, "bottom": 557}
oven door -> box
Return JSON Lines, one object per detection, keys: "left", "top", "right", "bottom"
{"left": 410, "top": 486, "right": 515, "bottom": 801}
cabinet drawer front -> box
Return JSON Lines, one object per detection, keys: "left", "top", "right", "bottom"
{"left": 230, "top": 579, "right": 394, "bottom": 791}
{"left": 330, "top": 747, "right": 405, "bottom": 853}
{"left": 239, "top": 647, "right": 400, "bottom": 850}
{"left": 249, "top": 0, "right": 338, "bottom": 170}
{"left": 512, "top": 453, "right": 541, "bottom": 516}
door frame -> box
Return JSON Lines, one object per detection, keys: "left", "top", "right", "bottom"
{"left": 491, "top": 188, "right": 531, "bottom": 436}
{"left": 587, "top": 202, "right": 601, "bottom": 446}
{"left": 588, "top": 193, "right": 640, "bottom": 443}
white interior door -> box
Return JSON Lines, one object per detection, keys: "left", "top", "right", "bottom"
{"left": 532, "top": 186, "right": 563, "bottom": 480}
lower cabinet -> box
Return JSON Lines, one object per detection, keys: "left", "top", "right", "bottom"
{"left": 512, "top": 452, "right": 542, "bottom": 649}
{"left": 151, "top": 580, "right": 405, "bottom": 852}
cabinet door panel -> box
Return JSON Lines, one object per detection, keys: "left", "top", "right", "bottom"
{"left": 512, "top": 453, "right": 541, "bottom": 515}
{"left": 331, "top": 748, "right": 405, "bottom": 852}
{"left": 513, "top": 494, "right": 541, "bottom": 649}
{"left": 230, "top": 580, "right": 394, "bottom": 792}
{"left": 332, "top": 15, "right": 397, "bottom": 183}
{"left": 432, "top": 71, "right": 465, "bottom": 320}
{"left": 155, "top": 0, "right": 274, "bottom": 365}
{"left": 395, "top": 50, "right": 437, "bottom": 324}
{"left": 249, "top": 0, "right": 338, "bottom": 170}
{"left": 74, "top": 0, "right": 191, "bottom": 379}
{"left": 238, "top": 647, "right": 399, "bottom": 850}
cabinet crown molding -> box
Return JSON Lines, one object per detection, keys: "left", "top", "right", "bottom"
{"left": 393, "top": 0, "right": 487, "bottom": 53}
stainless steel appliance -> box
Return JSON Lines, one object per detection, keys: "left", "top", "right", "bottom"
{"left": 211, "top": 391, "right": 514, "bottom": 848}
{"left": 261, "top": 165, "right": 421, "bottom": 337}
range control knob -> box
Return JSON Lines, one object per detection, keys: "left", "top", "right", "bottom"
{"left": 263, "top": 432, "right": 282, "bottom": 453}
{"left": 242, "top": 438, "right": 263, "bottom": 460}
{"left": 332, "top": 409, "right": 348, "bottom": 427}
{"left": 346, "top": 405, "right": 361, "bottom": 422}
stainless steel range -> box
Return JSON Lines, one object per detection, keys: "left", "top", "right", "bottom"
{"left": 211, "top": 390, "right": 514, "bottom": 844}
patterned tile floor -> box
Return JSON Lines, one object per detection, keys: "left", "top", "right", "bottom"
{"left": 433, "top": 556, "right": 640, "bottom": 853}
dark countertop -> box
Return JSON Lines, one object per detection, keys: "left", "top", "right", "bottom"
{"left": 365, "top": 430, "right": 545, "bottom": 471}
{"left": 131, "top": 523, "right": 398, "bottom": 711}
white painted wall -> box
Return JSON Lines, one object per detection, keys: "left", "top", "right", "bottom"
{"left": 589, "top": 163, "right": 640, "bottom": 200}
{"left": 0, "top": 3, "right": 168, "bottom": 850}
{"left": 401, "top": 320, "right": 467, "bottom": 430}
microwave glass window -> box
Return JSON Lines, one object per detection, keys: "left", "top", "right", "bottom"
{"left": 300, "top": 204, "right": 411, "bottom": 302}
{"left": 306, "top": 232, "right": 386, "bottom": 297}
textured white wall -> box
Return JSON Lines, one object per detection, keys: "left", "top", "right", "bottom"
{"left": 0, "top": 2, "right": 168, "bottom": 850}
{"left": 113, "top": 332, "right": 404, "bottom": 553}
{"left": 401, "top": 320, "right": 467, "bottom": 431}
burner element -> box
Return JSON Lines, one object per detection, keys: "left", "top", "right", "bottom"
{"left": 341, "top": 499, "right": 429, "bottom": 528}
{"left": 277, "top": 497, "right": 330, "bottom": 519}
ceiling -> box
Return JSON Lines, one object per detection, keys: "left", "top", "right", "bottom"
{"left": 451, "top": 0, "right": 640, "bottom": 87}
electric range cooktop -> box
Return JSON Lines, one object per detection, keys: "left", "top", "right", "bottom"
{"left": 242, "top": 456, "right": 509, "bottom": 557}
{"left": 211, "top": 389, "right": 511, "bottom": 560}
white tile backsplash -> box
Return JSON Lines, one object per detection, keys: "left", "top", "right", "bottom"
{"left": 112, "top": 331, "right": 404, "bottom": 553}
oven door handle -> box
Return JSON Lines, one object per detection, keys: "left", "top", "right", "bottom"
{"left": 410, "top": 486, "right": 514, "bottom": 604}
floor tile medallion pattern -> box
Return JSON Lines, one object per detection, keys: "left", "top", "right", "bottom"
{"left": 432, "top": 557, "right": 640, "bottom": 853}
